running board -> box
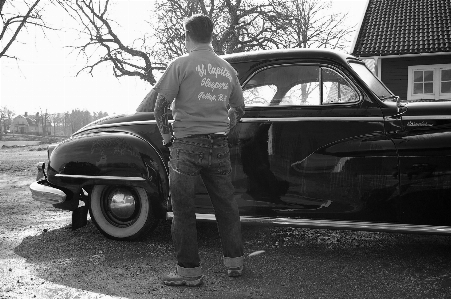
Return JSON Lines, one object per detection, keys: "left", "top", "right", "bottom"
{"left": 166, "top": 212, "right": 451, "bottom": 235}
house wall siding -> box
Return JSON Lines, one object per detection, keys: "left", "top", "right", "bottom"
{"left": 380, "top": 54, "right": 451, "bottom": 101}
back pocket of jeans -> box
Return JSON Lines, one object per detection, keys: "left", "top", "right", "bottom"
{"left": 169, "top": 149, "right": 202, "bottom": 176}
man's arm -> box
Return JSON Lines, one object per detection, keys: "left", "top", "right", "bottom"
{"left": 136, "top": 89, "right": 158, "bottom": 112}
{"left": 228, "top": 104, "right": 245, "bottom": 130}
{"left": 154, "top": 93, "right": 173, "bottom": 145}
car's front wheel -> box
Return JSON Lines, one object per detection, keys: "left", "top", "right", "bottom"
{"left": 89, "top": 185, "right": 159, "bottom": 240}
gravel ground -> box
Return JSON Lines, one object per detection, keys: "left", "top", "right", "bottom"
{"left": 1, "top": 144, "right": 451, "bottom": 299}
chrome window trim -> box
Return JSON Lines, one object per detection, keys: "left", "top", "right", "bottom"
{"left": 55, "top": 174, "right": 146, "bottom": 181}
{"left": 242, "top": 62, "right": 363, "bottom": 107}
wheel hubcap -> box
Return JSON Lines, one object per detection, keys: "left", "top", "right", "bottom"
{"left": 102, "top": 187, "right": 140, "bottom": 226}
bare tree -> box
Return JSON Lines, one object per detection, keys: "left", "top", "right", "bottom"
{"left": 62, "top": 0, "right": 166, "bottom": 85}
{"left": 149, "top": 0, "right": 354, "bottom": 61}
{"left": 62, "top": 0, "right": 354, "bottom": 78}
{"left": 46, "top": 113, "right": 56, "bottom": 136}
{"left": 48, "top": 112, "right": 69, "bottom": 136}
{"left": 47, "top": 112, "right": 71, "bottom": 137}
{"left": 64, "top": 112, "right": 70, "bottom": 136}
{"left": 67, "top": 109, "right": 84, "bottom": 134}
{"left": 0, "top": 106, "right": 15, "bottom": 139}
{"left": 51, "top": 112, "right": 68, "bottom": 136}
{"left": 0, "top": 0, "right": 65, "bottom": 60}
{"left": 92, "top": 111, "right": 108, "bottom": 121}
{"left": 60, "top": 0, "right": 354, "bottom": 111}
{"left": 149, "top": 0, "right": 278, "bottom": 61}
{"left": 61, "top": 0, "right": 290, "bottom": 83}
{"left": 270, "top": 0, "right": 354, "bottom": 50}
{"left": 63, "top": 109, "right": 107, "bottom": 134}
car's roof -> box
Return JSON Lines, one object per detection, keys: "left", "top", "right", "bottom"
{"left": 221, "top": 48, "right": 357, "bottom": 64}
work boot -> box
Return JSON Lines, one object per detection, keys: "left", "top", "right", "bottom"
{"left": 227, "top": 265, "right": 244, "bottom": 277}
{"left": 224, "top": 256, "right": 244, "bottom": 277}
{"left": 162, "top": 265, "right": 203, "bottom": 287}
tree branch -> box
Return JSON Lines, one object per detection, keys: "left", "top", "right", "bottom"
{"left": 0, "top": 0, "right": 41, "bottom": 57}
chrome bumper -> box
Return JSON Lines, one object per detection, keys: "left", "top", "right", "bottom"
{"left": 30, "top": 162, "right": 66, "bottom": 204}
{"left": 30, "top": 180, "right": 66, "bottom": 204}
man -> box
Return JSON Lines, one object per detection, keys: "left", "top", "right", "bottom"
{"left": 151, "top": 14, "right": 245, "bottom": 287}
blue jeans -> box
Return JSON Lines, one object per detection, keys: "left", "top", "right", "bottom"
{"left": 169, "top": 134, "right": 244, "bottom": 269}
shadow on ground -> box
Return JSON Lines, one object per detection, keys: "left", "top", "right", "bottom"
{"left": 14, "top": 219, "right": 451, "bottom": 299}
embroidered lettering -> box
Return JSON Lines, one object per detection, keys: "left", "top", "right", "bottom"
{"left": 201, "top": 77, "right": 229, "bottom": 91}
{"left": 196, "top": 64, "right": 207, "bottom": 77}
{"left": 198, "top": 92, "right": 226, "bottom": 102}
{"left": 208, "top": 64, "right": 233, "bottom": 82}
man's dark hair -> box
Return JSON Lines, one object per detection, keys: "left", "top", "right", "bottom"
{"left": 184, "top": 14, "right": 213, "bottom": 43}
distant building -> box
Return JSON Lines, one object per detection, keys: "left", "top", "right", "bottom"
{"left": 12, "top": 112, "right": 51, "bottom": 135}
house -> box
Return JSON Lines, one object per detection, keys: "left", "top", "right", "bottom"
{"left": 12, "top": 112, "right": 51, "bottom": 135}
{"left": 351, "top": 0, "right": 451, "bottom": 102}
{"left": 12, "top": 113, "right": 35, "bottom": 134}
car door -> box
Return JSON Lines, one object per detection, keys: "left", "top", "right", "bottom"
{"left": 228, "top": 60, "right": 400, "bottom": 221}
{"left": 393, "top": 101, "right": 451, "bottom": 225}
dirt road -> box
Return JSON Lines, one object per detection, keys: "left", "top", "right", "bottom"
{"left": 1, "top": 145, "right": 451, "bottom": 299}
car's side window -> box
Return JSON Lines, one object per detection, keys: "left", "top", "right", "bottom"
{"left": 242, "top": 64, "right": 358, "bottom": 107}
{"left": 242, "top": 68, "right": 278, "bottom": 106}
{"left": 243, "top": 84, "right": 277, "bottom": 106}
{"left": 322, "top": 68, "right": 359, "bottom": 104}
{"left": 280, "top": 66, "right": 320, "bottom": 106}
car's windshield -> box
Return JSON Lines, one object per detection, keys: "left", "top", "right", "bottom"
{"left": 349, "top": 62, "right": 394, "bottom": 101}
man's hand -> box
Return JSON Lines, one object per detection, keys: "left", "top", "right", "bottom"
{"left": 162, "top": 133, "right": 173, "bottom": 147}
{"left": 228, "top": 105, "right": 245, "bottom": 130}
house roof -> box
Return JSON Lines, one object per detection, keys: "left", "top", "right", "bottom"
{"left": 26, "top": 117, "right": 35, "bottom": 126}
{"left": 12, "top": 115, "right": 36, "bottom": 126}
{"left": 352, "top": 0, "right": 451, "bottom": 57}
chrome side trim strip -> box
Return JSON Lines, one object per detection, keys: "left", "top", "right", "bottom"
{"left": 78, "top": 115, "right": 451, "bottom": 132}
{"left": 30, "top": 181, "right": 66, "bottom": 204}
{"left": 241, "top": 117, "right": 384, "bottom": 122}
{"left": 77, "top": 115, "right": 451, "bottom": 132}
{"left": 165, "top": 212, "right": 451, "bottom": 235}
{"left": 80, "top": 116, "right": 387, "bottom": 132}
{"left": 402, "top": 115, "right": 451, "bottom": 120}
{"left": 55, "top": 174, "right": 146, "bottom": 181}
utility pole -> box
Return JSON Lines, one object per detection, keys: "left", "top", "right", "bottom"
{"left": 0, "top": 111, "right": 4, "bottom": 140}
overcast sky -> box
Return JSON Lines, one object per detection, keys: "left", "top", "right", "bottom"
{"left": 0, "top": 0, "right": 367, "bottom": 117}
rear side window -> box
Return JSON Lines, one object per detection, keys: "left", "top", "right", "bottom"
{"left": 322, "top": 68, "right": 359, "bottom": 104}
{"left": 243, "top": 64, "right": 359, "bottom": 107}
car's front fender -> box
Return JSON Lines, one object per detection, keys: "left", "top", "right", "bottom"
{"left": 47, "top": 131, "right": 168, "bottom": 215}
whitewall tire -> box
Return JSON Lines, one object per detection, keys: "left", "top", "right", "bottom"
{"left": 90, "top": 185, "right": 159, "bottom": 240}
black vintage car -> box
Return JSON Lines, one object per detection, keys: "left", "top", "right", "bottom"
{"left": 30, "top": 49, "right": 451, "bottom": 240}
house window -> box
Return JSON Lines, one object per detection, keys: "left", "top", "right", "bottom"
{"left": 441, "top": 69, "right": 451, "bottom": 94}
{"left": 413, "top": 70, "right": 433, "bottom": 94}
{"left": 408, "top": 64, "right": 451, "bottom": 101}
